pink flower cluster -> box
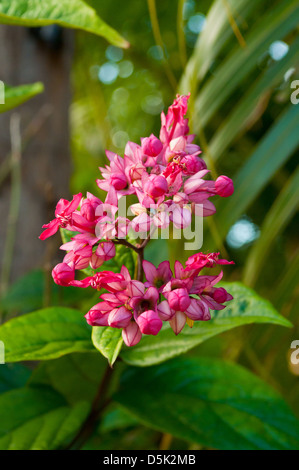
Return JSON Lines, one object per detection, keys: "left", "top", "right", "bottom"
{"left": 83, "top": 254, "right": 233, "bottom": 346}
{"left": 39, "top": 94, "right": 235, "bottom": 347}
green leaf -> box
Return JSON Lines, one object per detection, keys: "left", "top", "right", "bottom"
{"left": 0, "top": 307, "right": 93, "bottom": 362}
{"left": 0, "top": 0, "right": 129, "bottom": 47}
{"left": 120, "top": 282, "right": 292, "bottom": 367}
{"left": 0, "top": 386, "right": 89, "bottom": 450}
{"left": 29, "top": 352, "right": 106, "bottom": 406}
{"left": 243, "top": 167, "right": 299, "bottom": 287}
{"left": 92, "top": 326, "right": 123, "bottom": 366}
{"left": 215, "top": 103, "right": 299, "bottom": 240}
{"left": 115, "top": 357, "right": 299, "bottom": 450}
{"left": 0, "top": 363, "right": 31, "bottom": 393}
{"left": 0, "top": 82, "right": 43, "bottom": 113}
{"left": 100, "top": 404, "right": 139, "bottom": 432}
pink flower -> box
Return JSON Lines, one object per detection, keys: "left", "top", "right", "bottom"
{"left": 80, "top": 192, "right": 102, "bottom": 223}
{"left": 39, "top": 193, "right": 82, "bottom": 240}
{"left": 157, "top": 300, "right": 173, "bottom": 320}
{"left": 97, "top": 152, "right": 134, "bottom": 197}
{"left": 136, "top": 310, "right": 162, "bottom": 335}
{"left": 215, "top": 175, "right": 234, "bottom": 197}
{"left": 108, "top": 306, "right": 132, "bottom": 328}
{"left": 90, "top": 241, "right": 116, "bottom": 269}
{"left": 190, "top": 271, "right": 234, "bottom": 310}
{"left": 181, "top": 154, "right": 206, "bottom": 175}
{"left": 169, "top": 311, "right": 187, "bottom": 335}
{"left": 141, "top": 134, "right": 163, "bottom": 157}
{"left": 143, "top": 260, "right": 172, "bottom": 291}
{"left": 122, "top": 321, "right": 142, "bottom": 347}
{"left": 71, "top": 271, "right": 127, "bottom": 292}
{"left": 144, "top": 174, "right": 168, "bottom": 199}
{"left": 167, "top": 287, "right": 191, "bottom": 311}
{"left": 185, "top": 252, "right": 234, "bottom": 273}
{"left": 52, "top": 263, "right": 75, "bottom": 286}
{"left": 85, "top": 303, "right": 110, "bottom": 327}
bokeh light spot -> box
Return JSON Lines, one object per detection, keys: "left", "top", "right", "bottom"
{"left": 226, "top": 217, "right": 260, "bottom": 249}
{"left": 98, "top": 63, "right": 119, "bottom": 84}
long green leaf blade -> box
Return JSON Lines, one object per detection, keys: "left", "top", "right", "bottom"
{"left": 209, "top": 35, "right": 299, "bottom": 161}
{"left": 179, "top": 0, "right": 260, "bottom": 94}
{"left": 216, "top": 103, "right": 299, "bottom": 239}
{"left": 243, "top": 167, "right": 299, "bottom": 286}
{"left": 193, "top": 0, "right": 299, "bottom": 129}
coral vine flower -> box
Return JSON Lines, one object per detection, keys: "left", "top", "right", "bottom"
{"left": 40, "top": 93, "right": 235, "bottom": 349}
{"left": 39, "top": 193, "right": 82, "bottom": 240}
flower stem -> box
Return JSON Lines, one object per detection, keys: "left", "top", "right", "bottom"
{"left": 66, "top": 364, "right": 114, "bottom": 450}
{"left": 137, "top": 248, "right": 144, "bottom": 282}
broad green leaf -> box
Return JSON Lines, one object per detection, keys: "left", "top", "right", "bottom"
{"left": 0, "top": 307, "right": 93, "bottom": 362}
{"left": 244, "top": 167, "right": 299, "bottom": 287}
{"left": 215, "top": 103, "right": 299, "bottom": 240}
{"left": 115, "top": 357, "right": 299, "bottom": 450}
{"left": 29, "top": 352, "right": 106, "bottom": 406}
{"left": 208, "top": 35, "right": 299, "bottom": 161}
{"left": 0, "top": 363, "right": 30, "bottom": 393}
{"left": 92, "top": 326, "right": 123, "bottom": 366}
{"left": 100, "top": 404, "right": 139, "bottom": 433}
{"left": 192, "top": 0, "right": 299, "bottom": 129}
{"left": 0, "top": 0, "right": 129, "bottom": 48}
{"left": 120, "top": 282, "right": 292, "bottom": 367}
{"left": 0, "top": 82, "right": 43, "bottom": 113}
{"left": 0, "top": 386, "right": 89, "bottom": 450}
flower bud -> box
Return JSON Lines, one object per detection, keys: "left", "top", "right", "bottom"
{"left": 181, "top": 155, "right": 206, "bottom": 174}
{"left": 144, "top": 175, "right": 168, "bottom": 199}
{"left": 96, "top": 241, "right": 116, "bottom": 261}
{"left": 52, "top": 263, "right": 74, "bottom": 286}
{"left": 142, "top": 134, "right": 163, "bottom": 156}
{"left": 136, "top": 310, "right": 163, "bottom": 336}
{"left": 80, "top": 194, "right": 102, "bottom": 222}
{"left": 215, "top": 175, "right": 234, "bottom": 197}
{"left": 108, "top": 306, "right": 132, "bottom": 328}
{"left": 212, "top": 287, "right": 232, "bottom": 303}
{"left": 110, "top": 173, "right": 127, "bottom": 190}
{"left": 85, "top": 304, "right": 110, "bottom": 326}
{"left": 167, "top": 288, "right": 191, "bottom": 311}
